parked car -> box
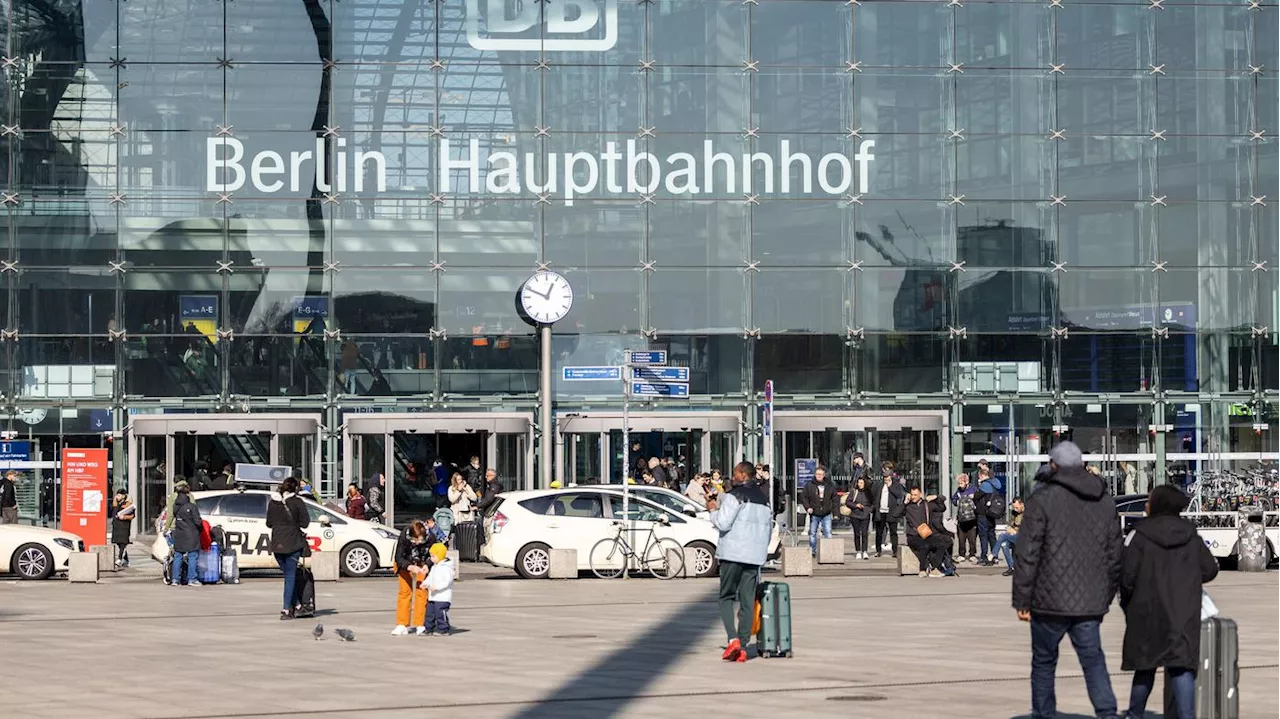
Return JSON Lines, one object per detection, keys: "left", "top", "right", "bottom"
{"left": 480, "top": 487, "right": 721, "bottom": 579}
{"left": 151, "top": 489, "right": 400, "bottom": 577}
{"left": 0, "top": 524, "right": 84, "bottom": 580}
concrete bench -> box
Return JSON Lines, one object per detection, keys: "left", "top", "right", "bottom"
{"left": 817, "top": 537, "right": 846, "bottom": 565}
{"left": 68, "top": 553, "right": 99, "bottom": 583}
{"left": 898, "top": 547, "right": 921, "bottom": 576}
{"left": 311, "top": 551, "right": 341, "bottom": 582}
{"left": 781, "top": 546, "right": 813, "bottom": 576}
{"left": 548, "top": 548, "right": 577, "bottom": 579}
{"left": 89, "top": 545, "right": 116, "bottom": 572}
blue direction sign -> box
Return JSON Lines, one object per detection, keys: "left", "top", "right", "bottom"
{"left": 629, "top": 351, "right": 667, "bottom": 365}
{"left": 0, "top": 440, "right": 31, "bottom": 465}
{"left": 631, "top": 366, "right": 689, "bottom": 382}
{"left": 563, "top": 366, "right": 622, "bottom": 381}
{"left": 632, "top": 381, "right": 689, "bottom": 397}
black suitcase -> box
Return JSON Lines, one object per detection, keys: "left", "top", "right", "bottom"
{"left": 294, "top": 565, "right": 316, "bottom": 615}
{"left": 455, "top": 520, "right": 483, "bottom": 562}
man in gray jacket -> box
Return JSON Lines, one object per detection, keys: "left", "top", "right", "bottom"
{"left": 707, "top": 462, "right": 773, "bottom": 663}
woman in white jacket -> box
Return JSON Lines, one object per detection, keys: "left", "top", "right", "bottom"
{"left": 448, "top": 472, "right": 478, "bottom": 523}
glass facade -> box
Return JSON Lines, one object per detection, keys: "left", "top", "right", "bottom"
{"left": 0, "top": 0, "right": 1275, "bottom": 495}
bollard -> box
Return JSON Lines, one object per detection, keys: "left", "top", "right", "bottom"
{"left": 682, "top": 546, "right": 703, "bottom": 578}
{"left": 69, "top": 553, "right": 99, "bottom": 583}
{"left": 446, "top": 550, "right": 460, "bottom": 580}
{"left": 817, "top": 537, "right": 846, "bottom": 565}
{"left": 311, "top": 551, "right": 341, "bottom": 582}
{"left": 781, "top": 546, "right": 813, "bottom": 577}
{"left": 89, "top": 545, "right": 116, "bottom": 573}
{"left": 548, "top": 548, "right": 577, "bottom": 579}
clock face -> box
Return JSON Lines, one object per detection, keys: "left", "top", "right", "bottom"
{"left": 520, "top": 271, "right": 574, "bottom": 324}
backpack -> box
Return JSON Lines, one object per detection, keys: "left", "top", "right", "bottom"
{"left": 957, "top": 494, "right": 977, "bottom": 522}
{"left": 986, "top": 492, "right": 1006, "bottom": 520}
{"left": 432, "top": 507, "right": 455, "bottom": 536}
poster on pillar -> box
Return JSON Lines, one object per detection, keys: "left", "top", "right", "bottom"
{"left": 61, "top": 448, "right": 109, "bottom": 547}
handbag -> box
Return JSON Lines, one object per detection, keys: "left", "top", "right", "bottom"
{"left": 915, "top": 501, "right": 933, "bottom": 539}
{"left": 942, "top": 516, "right": 958, "bottom": 534}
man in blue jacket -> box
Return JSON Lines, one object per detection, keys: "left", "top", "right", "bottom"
{"left": 708, "top": 462, "right": 773, "bottom": 663}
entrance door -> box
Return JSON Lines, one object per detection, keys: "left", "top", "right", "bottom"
{"left": 555, "top": 411, "right": 742, "bottom": 486}
{"left": 128, "top": 413, "right": 323, "bottom": 535}
{"left": 342, "top": 412, "right": 534, "bottom": 527}
{"left": 773, "top": 411, "right": 949, "bottom": 528}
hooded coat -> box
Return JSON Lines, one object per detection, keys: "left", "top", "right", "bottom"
{"left": 1012, "top": 466, "right": 1122, "bottom": 617}
{"left": 170, "top": 493, "right": 203, "bottom": 553}
{"left": 1119, "top": 515, "right": 1219, "bottom": 671}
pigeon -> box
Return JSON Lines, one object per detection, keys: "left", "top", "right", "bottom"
{"left": 335, "top": 628, "right": 356, "bottom": 642}
{"left": 313, "top": 623, "right": 324, "bottom": 641}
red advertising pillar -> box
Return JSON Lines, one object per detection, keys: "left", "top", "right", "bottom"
{"left": 61, "top": 448, "right": 109, "bottom": 546}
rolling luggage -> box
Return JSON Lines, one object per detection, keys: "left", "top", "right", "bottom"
{"left": 294, "top": 565, "right": 316, "bottom": 615}
{"left": 1167, "top": 616, "right": 1239, "bottom": 719}
{"left": 455, "top": 520, "right": 483, "bottom": 562}
{"left": 220, "top": 551, "right": 240, "bottom": 584}
{"left": 197, "top": 543, "right": 222, "bottom": 584}
{"left": 755, "top": 581, "right": 793, "bottom": 658}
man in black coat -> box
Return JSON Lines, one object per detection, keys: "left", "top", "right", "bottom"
{"left": 871, "top": 468, "right": 905, "bottom": 557}
{"left": 800, "top": 466, "right": 839, "bottom": 556}
{"left": 1118, "top": 485, "right": 1219, "bottom": 719}
{"left": 1012, "top": 441, "right": 1122, "bottom": 719}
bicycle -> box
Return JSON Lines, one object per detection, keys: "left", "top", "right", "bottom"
{"left": 589, "top": 516, "right": 686, "bottom": 579}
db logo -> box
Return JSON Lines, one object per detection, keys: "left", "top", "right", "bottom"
{"left": 467, "top": 0, "right": 619, "bottom": 52}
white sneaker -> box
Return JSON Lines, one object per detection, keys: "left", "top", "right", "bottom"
{"left": 412, "top": 626, "right": 428, "bottom": 635}
{"left": 918, "top": 570, "right": 928, "bottom": 577}
{"left": 391, "top": 625, "right": 409, "bottom": 636}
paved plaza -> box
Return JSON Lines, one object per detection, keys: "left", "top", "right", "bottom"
{"left": 0, "top": 562, "right": 1275, "bottom": 719}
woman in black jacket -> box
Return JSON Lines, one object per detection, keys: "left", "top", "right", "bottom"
{"left": 169, "top": 485, "right": 203, "bottom": 585}
{"left": 266, "top": 477, "right": 311, "bottom": 620}
{"left": 1119, "top": 485, "right": 1219, "bottom": 719}
{"left": 844, "top": 477, "right": 873, "bottom": 560}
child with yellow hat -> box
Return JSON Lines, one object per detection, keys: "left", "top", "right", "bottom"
{"left": 421, "top": 543, "right": 455, "bottom": 636}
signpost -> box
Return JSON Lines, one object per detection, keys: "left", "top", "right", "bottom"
{"left": 631, "top": 366, "right": 689, "bottom": 382}
{"left": 0, "top": 440, "right": 31, "bottom": 469}
{"left": 61, "top": 448, "right": 109, "bottom": 546}
{"left": 763, "top": 379, "right": 774, "bottom": 513}
{"left": 795, "top": 458, "right": 817, "bottom": 489}
{"left": 628, "top": 350, "right": 667, "bottom": 365}
{"left": 562, "top": 366, "right": 623, "bottom": 381}
{"left": 631, "top": 382, "right": 690, "bottom": 397}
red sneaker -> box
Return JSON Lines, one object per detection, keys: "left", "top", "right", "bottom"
{"left": 721, "top": 638, "right": 743, "bottom": 661}
{"left": 734, "top": 644, "right": 749, "bottom": 662}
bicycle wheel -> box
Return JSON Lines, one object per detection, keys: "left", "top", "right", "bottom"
{"left": 589, "top": 538, "right": 627, "bottom": 579}
{"left": 644, "top": 537, "right": 685, "bottom": 580}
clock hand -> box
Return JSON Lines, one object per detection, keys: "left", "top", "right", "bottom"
{"left": 527, "top": 283, "right": 553, "bottom": 300}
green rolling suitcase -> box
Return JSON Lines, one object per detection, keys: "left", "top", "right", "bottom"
{"left": 756, "top": 581, "right": 793, "bottom": 658}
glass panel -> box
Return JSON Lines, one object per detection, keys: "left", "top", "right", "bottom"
{"left": 649, "top": 1, "right": 749, "bottom": 66}
{"left": 648, "top": 269, "right": 745, "bottom": 334}
{"left": 954, "top": 3, "right": 1052, "bottom": 70}
{"left": 1055, "top": 5, "right": 1154, "bottom": 70}
{"left": 853, "top": 333, "right": 949, "bottom": 394}
{"left": 853, "top": 3, "right": 949, "bottom": 69}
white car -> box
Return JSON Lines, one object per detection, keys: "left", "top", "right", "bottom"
{"left": 0, "top": 524, "right": 85, "bottom": 580}
{"left": 151, "top": 490, "right": 400, "bottom": 577}
{"left": 595, "top": 484, "right": 783, "bottom": 557}
{"left": 481, "top": 488, "right": 722, "bottom": 579}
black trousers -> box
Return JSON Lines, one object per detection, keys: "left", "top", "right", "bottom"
{"left": 850, "top": 516, "right": 870, "bottom": 552}
{"left": 956, "top": 519, "right": 978, "bottom": 557}
{"left": 907, "top": 535, "right": 945, "bottom": 571}
{"left": 874, "top": 516, "right": 899, "bottom": 555}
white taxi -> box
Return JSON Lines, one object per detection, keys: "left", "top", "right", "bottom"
{"left": 152, "top": 489, "right": 400, "bottom": 577}
{"left": 1, "top": 523, "right": 85, "bottom": 580}
{"left": 480, "top": 487, "right": 722, "bottom": 579}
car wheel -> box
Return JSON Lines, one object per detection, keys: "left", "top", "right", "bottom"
{"left": 13, "top": 543, "right": 54, "bottom": 580}
{"left": 687, "top": 541, "right": 718, "bottom": 578}
{"left": 516, "top": 543, "right": 552, "bottom": 579}
{"left": 340, "top": 542, "right": 377, "bottom": 578}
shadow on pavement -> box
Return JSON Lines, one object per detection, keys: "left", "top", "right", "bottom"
{"left": 511, "top": 585, "right": 721, "bottom": 719}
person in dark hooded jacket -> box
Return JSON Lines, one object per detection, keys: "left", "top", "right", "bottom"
{"left": 1012, "top": 441, "right": 1122, "bottom": 719}
{"left": 1119, "top": 485, "right": 1219, "bottom": 719}
{"left": 169, "top": 484, "right": 203, "bottom": 586}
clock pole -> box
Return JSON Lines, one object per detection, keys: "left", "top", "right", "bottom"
{"left": 539, "top": 321, "right": 553, "bottom": 490}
